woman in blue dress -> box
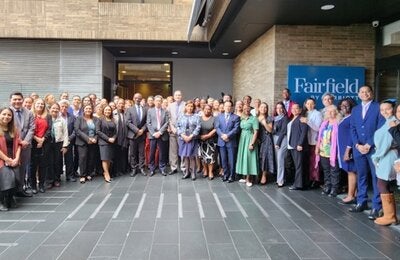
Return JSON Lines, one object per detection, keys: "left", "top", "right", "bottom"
{"left": 337, "top": 98, "right": 357, "bottom": 204}
{"left": 177, "top": 100, "right": 201, "bottom": 180}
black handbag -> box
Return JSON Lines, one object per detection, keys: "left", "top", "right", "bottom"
{"left": 0, "top": 165, "right": 17, "bottom": 191}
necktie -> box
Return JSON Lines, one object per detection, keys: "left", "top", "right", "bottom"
{"left": 16, "top": 110, "right": 22, "bottom": 129}
{"left": 157, "top": 109, "right": 161, "bottom": 130}
{"left": 225, "top": 113, "right": 229, "bottom": 123}
{"left": 137, "top": 105, "right": 141, "bottom": 123}
{"left": 362, "top": 104, "right": 367, "bottom": 119}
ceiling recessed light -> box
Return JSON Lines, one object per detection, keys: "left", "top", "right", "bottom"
{"left": 321, "top": 4, "right": 335, "bottom": 10}
{"left": 119, "top": 50, "right": 126, "bottom": 54}
{"left": 166, "top": 70, "right": 170, "bottom": 73}
{"left": 233, "top": 39, "right": 242, "bottom": 43}
{"left": 121, "top": 70, "right": 126, "bottom": 74}
{"left": 171, "top": 51, "right": 178, "bottom": 55}
{"left": 167, "top": 75, "right": 171, "bottom": 77}
{"left": 164, "top": 63, "right": 169, "bottom": 66}
{"left": 222, "top": 52, "right": 229, "bottom": 56}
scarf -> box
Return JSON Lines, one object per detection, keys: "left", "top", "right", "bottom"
{"left": 315, "top": 120, "right": 338, "bottom": 168}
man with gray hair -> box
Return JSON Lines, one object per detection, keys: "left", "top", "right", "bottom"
{"left": 167, "top": 90, "right": 186, "bottom": 174}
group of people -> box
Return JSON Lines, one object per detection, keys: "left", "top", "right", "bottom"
{"left": 0, "top": 86, "right": 398, "bottom": 228}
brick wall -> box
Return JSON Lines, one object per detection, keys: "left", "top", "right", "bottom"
{"left": 0, "top": 0, "right": 199, "bottom": 41}
{"left": 233, "top": 24, "right": 376, "bottom": 106}
{"left": 233, "top": 27, "right": 275, "bottom": 106}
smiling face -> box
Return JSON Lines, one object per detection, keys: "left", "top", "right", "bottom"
{"left": 83, "top": 105, "right": 93, "bottom": 117}
{"left": 34, "top": 99, "right": 45, "bottom": 114}
{"left": 50, "top": 103, "right": 60, "bottom": 118}
{"left": 243, "top": 104, "right": 251, "bottom": 116}
{"left": 10, "top": 94, "right": 23, "bottom": 110}
{"left": 0, "top": 108, "right": 13, "bottom": 127}
{"left": 103, "top": 106, "right": 112, "bottom": 118}
{"left": 380, "top": 102, "right": 394, "bottom": 119}
{"left": 275, "top": 103, "right": 285, "bottom": 115}
{"left": 259, "top": 103, "right": 268, "bottom": 116}
{"left": 358, "top": 86, "right": 373, "bottom": 103}
{"left": 305, "top": 99, "right": 315, "bottom": 111}
{"left": 291, "top": 104, "right": 301, "bottom": 117}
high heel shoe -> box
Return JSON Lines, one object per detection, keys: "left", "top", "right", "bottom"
{"left": 86, "top": 176, "right": 92, "bottom": 181}
{"left": 104, "top": 178, "right": 111, "bottom": 183}
{"left": 80, "top": 177, "right": 86, "bottom": 184}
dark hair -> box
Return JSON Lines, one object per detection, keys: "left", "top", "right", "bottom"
{"left": 9, "top": 92, "right": 23, "bottom": 99}
{"left": 338, "top": 98, "right": 356, "bottom": 113}
{"left": 273, "top": 101, "right": 287, "bottom": 116}
{"left": 381, "top": 99, "right": 396, "bottom": 108}
{"left": 283, "top": 88, "right": 291, "bottom": 95}
{"left": 0, "top": 107, "right": 16, "bottom": 137}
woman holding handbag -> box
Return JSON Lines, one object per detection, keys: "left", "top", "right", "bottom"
{"left": 0, "top": 107, "right": 22, "bottom": 210}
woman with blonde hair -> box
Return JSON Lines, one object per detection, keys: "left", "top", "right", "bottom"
{"left": 315, "top": 105, "right": 342, "bottom": 197}
{"left": 30, "top": 98, "right": 52, "bottom": 193}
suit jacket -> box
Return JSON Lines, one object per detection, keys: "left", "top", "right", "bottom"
{"left": 147, "top": 107, "right": 169, "bottom": 141}
{"left": 10, "top": 107, "right": 35, "bottom": 145}
{"left": 74, "top": 116, "right": 99, "bottom": 146}
{"left": 126, "top": 105, "right": 147, "bottom": 140}
{"left": 167, "top": 101, "right": 185, "bottom": 134}
{"left": 215, "top": 112, "right": 240, "bottom": 147}
{"left": 283, "top": 100, "right": 296, "bottom": 119}
{"left": 350, "top": 101, "right": 385, "bottom": 157}
{"left": 113, "top": 110, "right": 128, "bottom": 147}
{"left": 96, "top": 118, "right": 117, "bottom": 146}
{"left": 63, "top": 112, "right": 76, "bottom": 144}
{"left": 288, "top": 116, "right": 308, "bottom": 149}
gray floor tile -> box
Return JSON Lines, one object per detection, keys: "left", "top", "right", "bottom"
{"left": 90, "top": 244, "right": 124, "bottom": 258}
{"left": 43, "top": 220, "right": 85, "bottom": 245}
{"left": 230, "top": 230, "right": 268, "bottom": 259}
{"left": 263, "top": 243, "right": 300, "bottom": 260}
{"left": 153, "top": 220, "right": 179, "bottom": 244}
{"left": 225, "top": 211, "right": 251, "bottom": 231}
{"left": 57, "top": 232, "right": 101, "bottom": 260}
{"left": 203, "top": 220, "right": 231, "bottom": 243}
{"left": 28, "top": 245, "right": 65, "bottom": 260}
{"left": 119, "top": 232, "right": 152, "bottom": 260}
{"left": 180, "top": 231, "right": 209, "bottom": 259}
{"left": 0, "top": 232, "right": 49, "bottom": 260}
{"left": 131, "top": 217, "right": 156, "bottom": 232}
{"left": 150, "top": 244, "right": 179, "bottom": 260}
{"left": 161, "top": 204, "right": 178, "bottom": 219}
{"left": 81, "top": 212, "right": 113, "bottom": 232}
{"left": 180, "top": 212, "right": 203, "bottom": 231}
{"left": 97, "top": 221, "right": 130, "bottom": 245}
{"left": 247, "top": 218, "right": 285, "bottom": 243}
{"left": 208, "top": 243, "right": 240, "bottom": 260}
{"left": 280, "top": 230, "right": 328, "bottom": 258}
{"left": 317, "top": 242, "right": 359, "bottom": 260}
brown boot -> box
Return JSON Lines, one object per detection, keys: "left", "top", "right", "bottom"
{"left": 374, "top": 193, "right": 398, "bottom": 226}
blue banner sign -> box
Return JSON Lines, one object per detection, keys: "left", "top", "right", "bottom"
{"left": 288, "top": 65, "right": 365, "bottom": 109}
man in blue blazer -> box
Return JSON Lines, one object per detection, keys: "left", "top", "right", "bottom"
{"left": 349, "top": 86, "right": 385, "bottom": 220}
{"left": 216, "top": 101, "right": 240, "bottom": 182}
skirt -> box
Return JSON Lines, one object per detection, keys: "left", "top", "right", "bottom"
{"left": 0, "top": 166, "right": 17, "bottom": 191}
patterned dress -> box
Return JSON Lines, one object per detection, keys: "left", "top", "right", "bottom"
{"left": 198, "top": 116, "right": 217, "bottom": 164}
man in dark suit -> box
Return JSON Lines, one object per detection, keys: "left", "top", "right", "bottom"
{"left": 9, "top": 92, "right": 35, "bottom": 197}
{"left": 282, "top": 88, "right": 296, "bottom": 119}
{"left": 126, "top": 93, "right": 147, "bottom": 176}
{"left": 349, "top": 86, "right": 385, "bottom": 220}
{"left": 147, "top": 95, "right": 170, "bottom": 176}
{"left": 216, "top": 100, "right": 240, "bottom": 182}
{"left": 113, "top": 98, "right": 129, "bottom": 177}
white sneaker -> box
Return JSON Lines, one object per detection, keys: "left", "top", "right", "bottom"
{"left": 239, "top": 179, "right": 246, "bottom": 183}
{"left": 246, "top": 182, "right": 253, "bottom": 187}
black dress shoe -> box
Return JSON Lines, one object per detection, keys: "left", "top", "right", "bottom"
{"left": 328, "top": 192, "right": 337, "bottom": 198}
{"left": 349, "top": 202, "right": 368, "bottom": 213}
{"left": 32, "top": 189, "right": 38, "bottom": 194}
{"left": 130, "top": 169, "right": 137, "bottom": 177}
{"left": 228, "top": 178, "right": 234, "bottom": 183}
{"left": 222, "top": 177, "right": 228, "bottom": 182}
{"left": 140, "top": 169, "right": 147, "bottom": 176}
{"left": 16, "top": 190, "right": 32, "bottom": 197}
{"left": 368, "top": 208, "right": 383, "bottom": 220}
{"left": 182, "top": 173, "right": 190, "bottom": 179}
{"left": 160, "top": 170, "right": 167, "bottom": 176}
{"left": 169, "top": 169, "right": 177, "bottom": 175}
{"left": 321, "top": 188, "right": 330, "bottom": 195}
{"left": 150, "top": 171, "right": 155, "bottom": 177}
{"left": 289, "top": 186, "right": 301, "bottom": 190}
{"left": 39, "top": 187, "right": 45, "bottom": 193}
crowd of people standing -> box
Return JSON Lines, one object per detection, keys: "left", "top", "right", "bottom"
{"left": 0, "top": 86, "right": 399, "bottom": 227}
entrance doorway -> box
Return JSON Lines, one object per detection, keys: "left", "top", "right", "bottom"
{"left": 116, "top": 62, "right": 172, "bottom": 99}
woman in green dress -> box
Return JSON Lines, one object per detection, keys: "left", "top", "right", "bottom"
{"left": 236, "top": 104, "right": 259, "bottom": 187}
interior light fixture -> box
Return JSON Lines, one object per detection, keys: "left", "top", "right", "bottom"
{"left": 233, "top": 39, "right": 242, "bottom": 43}
{"left": 119, "top": 50, "right": 126, "bottom": 54}
{"left": 321, "top": 4, "right": 335, "bottom": 10}
{"left": 121, "top": 70, "right": 127, "bottom": 74}
{"left": 167, "top": 75, "right": 171, "bottom": 77}
{"left": 164, "top": 63, "right": 169, "bottom": 66}
{"left": 222, "top": 52, "right": 229, "bottom": 56}
{"left": 166, "top": 70, "right": 170, "bottom": 73}
{"left": 171, "top": 51, "right": 178, "bottom": 55}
